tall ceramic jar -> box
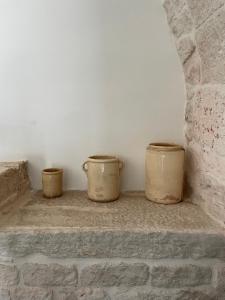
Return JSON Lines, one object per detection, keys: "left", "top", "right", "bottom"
{"left": 145, "top": 143, "right": 185, "bottom": 204}
{"left": 82, "top": 155, "right": 124, "bottom": 202}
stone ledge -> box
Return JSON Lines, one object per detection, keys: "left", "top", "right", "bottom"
{"left": 0, "top": 191, "right": 224, "bottom": 260}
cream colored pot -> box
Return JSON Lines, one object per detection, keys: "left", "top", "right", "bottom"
{"left": 145, "top": 143, "right": 185, "bottom": 204}
{"left": 82, "top": 155, "right": 124, "bottom": 202}
{"left": 42, "top": 168, "right": 63, "bottom": 198}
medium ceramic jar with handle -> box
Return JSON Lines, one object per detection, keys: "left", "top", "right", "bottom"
{"left": 42, "top": 168, "right": 63, "bottom": 198}
{"left": 145, "top": 143, "right": 185, "bottom": 204}
{"left": 82, "top": 155, "right": 124, "bottom": 202}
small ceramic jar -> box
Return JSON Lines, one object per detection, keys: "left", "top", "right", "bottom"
{"left": 42, "top": 168, "right": 63, "bottom": 198}
{"left": 82, "top": 155, "right": 124, "bottom": 202}
{"left": 145, "top": 143, "right": 185, "bottom": 204}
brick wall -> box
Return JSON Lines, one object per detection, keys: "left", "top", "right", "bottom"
{"left": 163, "top": 0, "right": 225, "bottom": 226}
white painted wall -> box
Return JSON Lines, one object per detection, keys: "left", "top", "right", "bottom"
{"left": 0, "top": 0, "right": 185, "bottom": 190}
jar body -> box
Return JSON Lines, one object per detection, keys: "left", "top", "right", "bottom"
{"left": 83, "top": 156, "right": 123, "bottom": 202}
{"left": 42, "top": 168, "right": 63, "bottom": 198}
{"left": 145, "top": 143, "right": 185, "bottom": 204}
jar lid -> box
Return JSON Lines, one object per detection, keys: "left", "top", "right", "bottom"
{"left": 147, "top": 143, "right": 184, "bottom": 152}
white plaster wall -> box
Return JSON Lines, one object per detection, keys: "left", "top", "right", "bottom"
{"left": 0, "top": 0, "right": 185, "bottom": 190}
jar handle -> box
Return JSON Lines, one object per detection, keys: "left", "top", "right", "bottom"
{"left": 119, "top": 160, "right": 124, "bottom": 173}
{"left": 82, "top": 161, "right": 88, "bottom": 174}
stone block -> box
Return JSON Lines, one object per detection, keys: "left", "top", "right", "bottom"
{"left": 196, "top": 8, "right": 225, "bottom": 84}
{"left": 187, "top": 0, "right": 225, "bottom": 28}
{"left": 10, "top": 287, "right": 52, "bottom": 300}
{"left": 80, "top": 263, "right": 149, "bottom": 287}
{"left": 150, "top": 264, "right": 212, "bottom": 288}
{"left": 0, "top": 264, "right": 18, "bottom": 287}
{"left": 22, "top": 263, "right": 78, "bottom": 287}
{"left": 1, "top": 231, "right": 225, "bottom": 260}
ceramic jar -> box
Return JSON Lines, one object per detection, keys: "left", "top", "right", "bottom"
{"left": 42, "top": 168, "right": 63, "bottom": 198}
{"left": 82, "top": 155, "right": 124, "bottom": 202}
{"left": 145, "top": 143, "right": 185, "bottom": 204}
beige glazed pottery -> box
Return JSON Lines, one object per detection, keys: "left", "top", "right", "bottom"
{"left": 82, "top": 155, "right": 124, "bottom": 202}
{"left": 42, "top": 168, "right": 63, "bottom": 198}
{"left": 145, "top": 143, "right": 185, "bottom": 204}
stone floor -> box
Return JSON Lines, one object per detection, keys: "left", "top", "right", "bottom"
{"left": 0, "top": 190, "right": 223, "bottom": 233}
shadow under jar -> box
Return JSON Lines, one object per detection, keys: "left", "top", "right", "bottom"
{"left": 82, "top": 155, "right": 124, "bottom": 202}
{"left": 42, "top": 168, "right": 63, "bottom": 198}
{"left": 145, "top": 143, "right": 185, "bottom": 204}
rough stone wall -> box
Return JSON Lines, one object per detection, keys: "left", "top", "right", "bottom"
{"left": 163, "top": 0, "right": 225, "bottom": 226}
{"left": 0, "top": 230, "right": 225, "bottom": 299}
{"left": 0, "top": 256, "right": 223, "bottom": 299}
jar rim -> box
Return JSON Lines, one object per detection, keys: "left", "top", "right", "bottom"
{"left": 42, "top": 168, "right": 63, "bottom": 174}
{"left": 148, "top": 143, "right": 184, "bottom": 151}
{"left": 88, "top": 155, "right": 119, "bottom": 162}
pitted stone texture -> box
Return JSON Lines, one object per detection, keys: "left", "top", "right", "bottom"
{"left": 115, "top": 289, "right": 214, "bottom": 300}
{"left": 150, "top": 264, "right": 212, "bottom": 288}
{"left": 215, "top": 264, "right": 225, "bottom": 299}
{"left": 22, "top": 263, "right": 78, "bottom": 287}
{"left": 76, "top": 288, "right": 110, "bottom": 300}
{"left": 10, "top": 287, "right": 52, "bottom": 300}
{"left": 186, "top": 0, "right": 225, "bottom": 28}
{"left": 0, "top": 162, "right": 29, "bottom": 199}
{"left": 185, "top": 86, "right": 225, "bottom": 154}
{"left": 80, "top": 263, "right": 149, "bottom": 287}
{"left": 196, "top": 8, "right": 225, "bottom": 84}
{"left": 176, "top": 36, "right": 196, "bottom": 65}
{"left": 0, "top": 264, "right": 18, "bottom": 287}
{"left": 0, "top": 230, "right": 225, "bottom": 260}
{"left": 163, "top": 0, "right": 187, "bottom": 23}
{"left": 53, "top": 288, "right": 77, "bottom": 300}
{"left": 0, "top": 290, "right": 10, "bottom": 300}
{"left": 169, "top": 8, "right": 193, "bottom": 38}
{"left": 183, "top": 51, "right": 201, "bottom": 84}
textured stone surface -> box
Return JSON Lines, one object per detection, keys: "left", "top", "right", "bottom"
{"left": 115, "top": 289, "right": 214, "bottom": 300}
{"left": 0, "top": 161, "right": 30, "bottom": 209}
{"left": 0, "top": 230, "right": 225, "bottom": 260}
{"left": 76, "top": 288, "right": 110, "bottom": 300}
{"left": 187, "top": 0, "right": 225, "bottom": 28}
{"left": 80, "top": 263, "right": 149, "bottom": 287}
{"left": 183, "top": 51, "right": 201, "bottom": 84}
{"left": 22, "top": 263, "right": 78, "bottom": 287}
{"left": 0, "top": 264, "right": 18, "bottom": 287}
{"left": 0, "top": 290, "right": 10, "bottom": 300}
{"left": 53, "top": 288, "right": 77, "bottom": 300}
{"left": 176, "top": 36, "right": 195, "bottom": 65}
{"left": 163, "top": 0, "right": 225, "bottom": 229}
{"left": 196, "top": 8, "right": 225, "bottom": 84}
{"left": 10, "top": 287, "right": 52, "bottom": 300}
{"left": 150, "top": 264, "right": 212, "bottom": 288}
{"left": 0, "top": 191, "right": 221, "bottom": 231}
{"left": 215, "top": 264, "right": 225, "bottom": 297}
{"left": 169, "top": 8, "right": 193, "bottom": 38}
{"left": 163, "top": 0, "right": 187, "bottom": 23}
